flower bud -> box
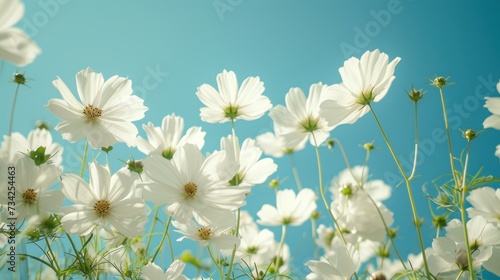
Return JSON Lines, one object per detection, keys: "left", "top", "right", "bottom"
{"left": 462, "top": 129, "right": 477, "bottom": 141}
{"left": 432, "top": 76, "right": 448, "bottom": 88}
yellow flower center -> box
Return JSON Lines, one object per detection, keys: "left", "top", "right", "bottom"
{"left": 93, "top": 199, "right": 111, "bottom": 217}
{"left": 83, "top": 104, "right": 102, "bottom": 121}
{"left": 196, "top": 227, "right": 212, "bottom": 240}
{"left": 22, "top": 189, "right": 37, "bottom": 204}
{"left": 183, "top": 182, "right": 198, "bottom": 198}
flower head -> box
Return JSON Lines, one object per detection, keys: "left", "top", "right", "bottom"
{"left": 141, "top": 260, "right": 189, "bottom": 280}
{"left": 196, "top": 70, "right": 271, "bottom": 123}
{"left": 269, "top": 82, "right": 334, "bottom": 147}
{"left": 60, "top": 161, "right": 147, "bottom": 238}
{"left": 257, "top": 188, "right": 317, "bottom": 226}
{"left": 172, "top": 218, "right": 239, "bottom": 251}
{"left": 46, "top": 68, "right": 148, "bottom": 149}
{"left": 0, "top": 0, "right": 41, "bottom": 66}
{"left": 483, "top": 80, "right": 500, "bottom": 130}
{"left": 320, "top": 49, "right": 401, "bottom": 126}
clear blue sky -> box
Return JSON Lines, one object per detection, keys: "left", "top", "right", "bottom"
{"left": 2, "top": 0, "right": 500, "bottom": 278}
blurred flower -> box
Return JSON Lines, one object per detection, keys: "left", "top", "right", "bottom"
{"left": 173, "top": 218, "right": 239, "bottom": 251}
{"left": 0, "top": 128, "right": 64, "bottom": 167}
{"left": 142, "top": 260, "right": 189, "bottom": 280}
{"left": 136, "top": 113, "right": 205, "bottom": 159}
{"left": 236, "top": 221, "right": 275, "bottom": 268}
{"left": 46, "top": 68, "right": 148, "bottom": 149}
{"left": 0, "top": 157, "right": 62, "bottom": 220}
{"left": 320, "top": 49, "right": 401, "bottom": 126}
{"left": 256, "top": 125, "right": 307, "bottom": 158}
{"left": 60, "top": 161, "right": 146, "bottom": 238}
{"left": 257, "top": 188, "right": 316, "bottom": 226}
{"left": 466, "top": 186, "right": 500, "bottom": 224}
{"left": 483, "top": 80, "right": 500, "bottom": 130}
{"left": 305, "top": 239, "right": 360, "bottom": 280}
{"left": 140, "top": 144, "right": 247, "bottom": 225}
{"left": 269, "top": 82, "right": 334, "bottom": 147}
{"left": 196, "top": 69, "right": 271, "bottom": 123}
{"left": 220, "top": 136, "right": 277, "bottom": 187}
{"left": 0, "top": 0, "right": 41, "bottom": 66}
{"left": 329, "top": 166, "right": 391, "bottom": 202}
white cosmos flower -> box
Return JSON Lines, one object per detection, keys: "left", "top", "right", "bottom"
{"left": 236, "top": 219, "right": 275, "bottom": 267}
{"left": 330, "top": 166, "right": 391, "bottom": 202}
{"left": 172, "top": 218, "right": 239, "bottom": 251}
{"left": 220, "top": 136, "right": 277, "bottom": 187}
{"left": 305, "top": 239, "right": 360, "bottom": 280}
{"left": 196, "top": 69, "right": 271, "bottom": 123}
{"left": 142, "top": 260, "right": 189, "bottom": 280}
{"left": 0, "top": 157, "right": 62, "bottom": 220}
{"left": 46, "top": 68, "right": 148, "bottom": 149}
{"left": 255, "top": 125, "right": 307, "bottom": 158}
{"left": 0, "top": 128, "right": 64, "bottom": 167}
{"left": 136, "top": 113, "right": 205, "bottom": 159}
{"left": 466, "top": 186, "right": 500, "bottom": 224}
{"left": 320, "top": 49, "right": 401, "bottom": 126}
{"left": 269, "top": 82, "right": 334, "bottom": 147}
{"left": 60, "top": 161, "right": 146, "bottom": 238}
{"left": 140, "top": 144, "right": 247, "bottom": 225}
{"left": 257, "top": 188, "right": 316, "bottom": 226}
{"left": 0, "top": 0, "right": 41, "bottom": 66}
{"left": 483, "top": 80, "right": 500, "bottom": 129}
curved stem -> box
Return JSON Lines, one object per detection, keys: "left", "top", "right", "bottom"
{"left": 44, "top": 236, "right": 61, "bottom": 272}
{"left": 288, "top": 153, "right": 303, "bottom": 190}
{"left": 459, "top": 141, "right": 475, "bottom": 279}
{"left": 368, "top": 104, "right": 431, "bottom": 279}
{"left": 207, "top": 245, "right": 223, "bottom": 280}
{"left": 408, "top": 102, "right": 420, "bottom": 180}
{"left": 145, "top": 206, "right": 160, "bottom": 253}
{"left": 274, "top": 224, "right": 288, "bottom": 274}
{"left": 152, "top": 215, "right": 172, "bottom": 262}
{"left": 332, "top": 138, "right": 352, "bottom": 171}
{"left": 438, "top": 87, "right": 459, "bottom": 186}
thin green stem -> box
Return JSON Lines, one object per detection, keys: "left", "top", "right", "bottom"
{"left": 368, "top": 104, "right": 431, "bottom": 279}
{"left": 152, "top": 215, "right": 172, "bottom": 262}
{"left": 274, "top": 224, "right": 288, "bottom": 274}
{"left": 79, "top": 140, "right": 89, "bottom": 177}
{"left": 456, "top": 269, "right": 465, "bottom": 280}
{"left": 54, "top": 215, "right": 85, "bottom": 271}
{"left": 208, "top": 245, "right": 223, "bottom": 280}
{"left": 332, "top": 138, "right": 352, "bottom": 171}
{"left": 438, "top": 87, "right": 459, "bottom": 186}
{"left": 409, "top": 101, "right": 419, "bottom": 180}
{"left": 289, "top": 153, "right": 303, "bottom": 190}
{"left": 44, "top": 237, "right": 61, "bottom": 271}
{"left": 459, "top": 141, "right": 475, "bottom": 279}
{"left": 8, "top": 83, "right": 20, "bottom": 137}
{"left": 145, "top": 206, "right": 160, "bottom": 253}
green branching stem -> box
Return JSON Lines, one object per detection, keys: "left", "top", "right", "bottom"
{"left": 368, "top": 104, "right": 431, "bottom": 279}
{"left": 44, "top": 236, "right": 61, "bottom": 272}
{"left": 459, "top": 141, "right": 475, "bottom": 279}
{"left": 152, "top": 215, "right": 172, "bottom": 262}
{"left": 275, "top": 224, "right": 288, "bottom": 274}
{"left": 208, "top": 245, "right": 224, "bottom": 280}
{"left": 145, "top": 206, "right": 160, "bottom": 253}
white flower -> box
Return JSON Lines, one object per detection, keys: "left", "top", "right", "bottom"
{"left": 0, "top": 0, "right": 41, "bottom": 66}
{"left": 495, "top": 144, "right": 500, "bottom": 158}
{"left": 140, "top": 144, "right": 247, "bottom": 225}
{"left": 136, "top": 113, "right": 205, "bottom": 159}
{"left": 269, "top": 82, "right": 334, "bottom": 147}
{"left": 0, "top": 157, "right": 63, "bottom": 220}
{"left": 320, "top": 49, "right": 401, "bottom": 126}
{"left": 237, "top": 225, "right": 275, "bottom": 268}
{"left": 331, "top": 191, "right": 394, "bottom": 242}
{"left": 306, "top": 239, "right": 360, "bottom": 280}
{"left": 196, "top": 69, "right": 271, "bottom": 123}
{"left": 466, "top": 186, "right": 500, "bottom": 224}
{"left": 330, "top": 166, "right": 391, "bottom": 202}
{"left": 60, "top": 161, "right": 146, "bottom": 238}
{"left": 46, "top": 68, "right": 148, "bottom": 149}
{"left": 220, "top": 136, "right": 277, "bottom": 187}
{"left": 445, "top": 216, "right": 500, "bottom": 249}
{"left": 257, "top": 188, "right": 316, "bottom": 226}
{"left": 0, "top": 128, "right": 64, "bottom": 167}
{"left": 255, "top": 126, "right": 307, "bottom": 158}
{"left": 173, "top": 218, "right": 239, "bottom": 251}
{"left": 142, "top": 260, "right": 189, "bottom": 280}
{"left": 483, "top": 80, "right": 500, "bottom": 129}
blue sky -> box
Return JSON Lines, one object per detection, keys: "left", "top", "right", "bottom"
{"left": 2, "top": 0, "right": 500, "bottom": 278}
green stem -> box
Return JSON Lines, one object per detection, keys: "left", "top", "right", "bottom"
{"left": 8, "top": 83, "right": 20, "bottom": 138}
{"left": 438, "top": 87, "right": 459, "bottom": 186}
{"left": 79, "top": 140, "right": 89, "bottom": 177}
{"left": 208, "top": 245, "right": 223, "bottom": 280}
{"left": 459, "top": 141, "right": 475, "bottom": 279}
{"left": 289, "top": 153, "right": 303, "bottom": 190}
{"left": 152, "top": 215, "right": 172, "bottom": 262}
{"left": 274, "top": 224, "right": 288, "bottom": 274}
{"left": 54, "top": 215, "right": 85, "bottom": 272}
{"left": 409, "top": 101, "right": 420, "bottom": 180}
{"left": 368, "top": 105, "right": 431, "bottom": 279}
{"left": 44, "top": 236, "right": 61, "bottom": 272}
{"left": 145, "top": 206, "right": 160, "bottom": 253}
